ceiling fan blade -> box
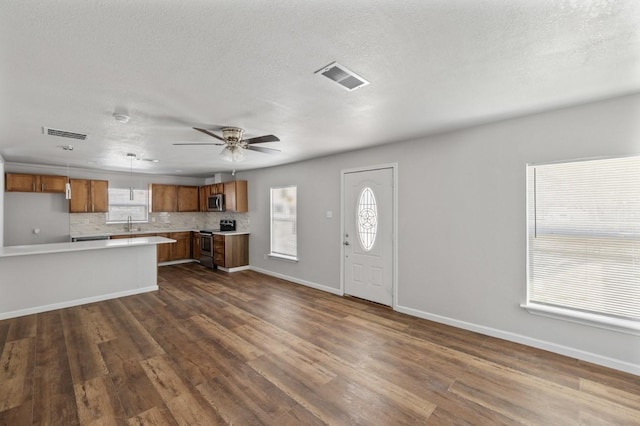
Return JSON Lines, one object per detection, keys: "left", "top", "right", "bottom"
{"left": 246, "top": 145, "right": 281, "bottom": 154}
{"left": 193, "top": 127, "right": 225, "bottom": 141}
{"left": 243, "top": 134, "right": 280, "bottom": 144}
{"left": 173, "top": 143, "right": 225, "bottom": 146}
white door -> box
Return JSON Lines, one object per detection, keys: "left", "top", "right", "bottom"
{"left": 343, "top": 167, "right": 394, "bottom": 306}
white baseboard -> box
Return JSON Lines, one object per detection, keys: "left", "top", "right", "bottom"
{"left": 219, "top": 265, "right": 251, "bottom": 273}
{"left": 0, "top": 286, "right": 158, "bottom": 320}
{"left": 249, "top": 266, "right": 342, "bottom": 296}
{"left": 159, "top": 259, "right": 196, "bottom": 266}
{"left": 396, "top": 304, "right": 640, "bottom": 377}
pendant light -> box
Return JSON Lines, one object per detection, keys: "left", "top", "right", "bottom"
{"left": 128, "top": 153, "right": 135, "bottom": 200}
{"left": 60, "top": 145, "right": 73, "bottom": 199}
{"left": 65, "top": 162, "right": 71, "bottom": 200}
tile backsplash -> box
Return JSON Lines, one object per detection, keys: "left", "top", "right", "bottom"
{"left": 70, "top": 212, "right": 249, "bottom": 236}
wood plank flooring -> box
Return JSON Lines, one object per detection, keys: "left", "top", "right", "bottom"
{"left": 1, "top": 263, "right": 639, "bottom": 425}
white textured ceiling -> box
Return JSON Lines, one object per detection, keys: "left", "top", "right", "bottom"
{"left": 1, "top": 0, "right": 639, "bottom": 176}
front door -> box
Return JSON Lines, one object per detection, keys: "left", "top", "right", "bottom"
{"left": 343, "top": 167, "right": 394, "bottom": 306}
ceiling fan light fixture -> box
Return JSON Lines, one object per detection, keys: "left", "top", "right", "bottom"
{"left": 220, "top": 146, "right": 234, "bottom": 162}
{"left": 222, "top": 127, "right": 244, "bottom": 142}
{"left": 220, "top": 146, "right": 245, "bottom": 162}
{"left": 232, "top": 146, "right": 245, "bottom": 162}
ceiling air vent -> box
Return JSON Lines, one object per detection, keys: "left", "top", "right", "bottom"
{"left": 315, "top": 61, "right": 369, "bottom": 91}
{"left": 42, "top": 127, "right": 88, "bottom": 140}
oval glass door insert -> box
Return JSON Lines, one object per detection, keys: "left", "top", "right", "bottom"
{"left": 357, "top": 187, "right": 378, "bottom": 251}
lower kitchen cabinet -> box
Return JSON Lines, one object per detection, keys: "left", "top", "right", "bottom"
{"left": 192, "top": 232, "right": 201, "bottom": 259}
{"left": 213, "top": 234, "right": 249, "bottom": 268}
{"left": 170, "top": 232, "right": 191, "bottom": 260}
{"left": 155, "top": 233, "right": 172, "bottom": 262}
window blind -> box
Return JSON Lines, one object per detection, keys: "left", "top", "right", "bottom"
{"left": 271, "top": 186, "right": 297, "bottom": 258}
{"left": 527, "top": 156, "right": 640, "bottom": 321}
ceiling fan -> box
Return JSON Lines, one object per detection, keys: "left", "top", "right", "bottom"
{"left": 173, "top": 127, "right": 280, "bottom": 162}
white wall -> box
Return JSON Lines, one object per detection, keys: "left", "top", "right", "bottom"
{"left": 5, "top": 192, "right": 70, "bottom": 245}
{"left": 0, "top": 156, "right": 4, "bottom": 246}
{"left": 242, "top": 93, "right": 640, "bottom": 375}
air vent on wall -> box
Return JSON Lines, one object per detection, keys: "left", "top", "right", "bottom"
{"left": 42, "top": 127, "right": 88, "bottom": 140}
{"left": 315, "top": 61, "right": 370, "bottom": 91}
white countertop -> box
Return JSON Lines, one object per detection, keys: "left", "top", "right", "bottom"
{"left": 70, "top": 229, "right": 198, "bottom": 239}
{"left": 69, "top": 229, "right": 250, "bottom": 239}
{"left": 0, "top": 236, "right": 175, "bottom": 258}
{"left": 211, "top": 231, "right": 250, "bottom": 236}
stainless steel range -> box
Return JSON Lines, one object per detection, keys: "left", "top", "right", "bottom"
{"left": 199, "top": 220, "right": 236, "bottom": 269}
{"left": 199, "top": 229, "right": 216, "bottom": 269}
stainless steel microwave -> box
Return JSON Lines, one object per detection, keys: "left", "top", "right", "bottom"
{"left": 207, "top": 194, "right": 225, "bottom": 211}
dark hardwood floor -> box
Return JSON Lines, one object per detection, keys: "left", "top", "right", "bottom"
{"left": 1, "top": 263, "right": 639, "bottom": 425}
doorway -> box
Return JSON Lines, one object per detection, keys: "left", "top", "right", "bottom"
{"left": 341, "top": 164, "right": 396, "bottom": 307}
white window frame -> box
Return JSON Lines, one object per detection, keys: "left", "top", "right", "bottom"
{"left": 522, "top": 156, "right": 640, "bottom": 335}
{"left": 269, "top": 185, "right": 298, "bottom": 262}
{"left": 106, "top": 187, "right": 149, "bottom": 224}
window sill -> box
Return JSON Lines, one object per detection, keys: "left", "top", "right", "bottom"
{"left": 268, "top": 253, "right": 299, "bottom": 263}
{"left": 521, "top": 303, "right": 640, "bottom": 336}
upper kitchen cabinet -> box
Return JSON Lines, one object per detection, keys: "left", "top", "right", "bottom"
{"left": 199, "top": 185, "right": 211, "bottom": 212}
{"left": 69, "top": 179, "right": 108, "bottom": 213}
{"left": 150, "top": 184, "right": 199, "bottom": 212}
{"left": 177, "top": 186, "right": 199, "bottom": 212}
{"left": 224, "top": 180, "right": 248, "bottom": 212}
{"left": 5, "top": 173, "right": 67, "bottom": 193}
{"left": 149, "top": 184, "right": 177, "bottom": 212}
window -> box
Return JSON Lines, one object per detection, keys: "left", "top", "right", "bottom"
{"left": 107, "top": 188, "right": 149, "bottom": 223}
{"left": 525, "top": 156, "right": 640, "bottom": 331}
{"left": 270, "top": 185, "right": 297, "bottom": 260}
{"left": 357, "top": 187, "right": 378, "bottom": 251}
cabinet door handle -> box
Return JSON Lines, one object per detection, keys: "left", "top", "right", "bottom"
{"left": 41, "top": 183, "right": 44, "bottom": 191}
{"left": 33, "top": 182, "right": 35, "bottom": 191}
{"left": 85, "top": 204, "right": 88, "bottom": 212}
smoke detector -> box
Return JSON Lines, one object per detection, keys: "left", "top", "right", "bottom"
{"left": 315, "top": 61, "right": 370, "bottom": 91}
{"left": 113, "top": 113, "right": 131, "bottom": 123}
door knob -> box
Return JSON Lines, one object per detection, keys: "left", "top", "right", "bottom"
{"left": 343, "top": 241, "right": 350, "bottom": 246}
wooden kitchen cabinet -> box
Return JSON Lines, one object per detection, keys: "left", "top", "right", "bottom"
{"left": 5, "top": 173, "right": 67, "bottom": 193}
{"left": 213, "top": 234, "right": 249, "bottom": 268}
{"left": 199, "top": 185, "right": 210, "bottom": 212}
{"left": 213, "top": 183, "right": 224, "bottom": 194}
{"left": 177, "top": 186, "right": 199, "bottom": 212}
{"left": 192, "top": 232, "right": 201, "bottom": 259}
{"left": 150, "top": 184, "right": 199, "bottom": 212}
{"left": 69, "top": 179, "right": 108, "bottom": 213}
{"left": 110, "top": 234, "right": 146, "bottom": 239}
{"left": 170, "top": 231, "right": 191, "bottom": 260}
{"left": 156, "top": 233, "right": 172, "bottom": 263}
{"left": 40, "top": 175, "right": 68, "bottom": 193}
{"left": 224, "top": 180, "right": 248, "bottom": 212}
{"left": 150, "top": 184, "right": 178, "bottom": 212}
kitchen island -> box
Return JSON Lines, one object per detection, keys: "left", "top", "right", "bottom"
{"left": 0, "top": 236, "right": 174, "bottom": 320}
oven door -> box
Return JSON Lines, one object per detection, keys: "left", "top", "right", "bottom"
{"left": 200, "top": 234, "right": 215, "bottom": 269}
{"left": 200, "top": 234, "right": 213, "bottom": 256}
